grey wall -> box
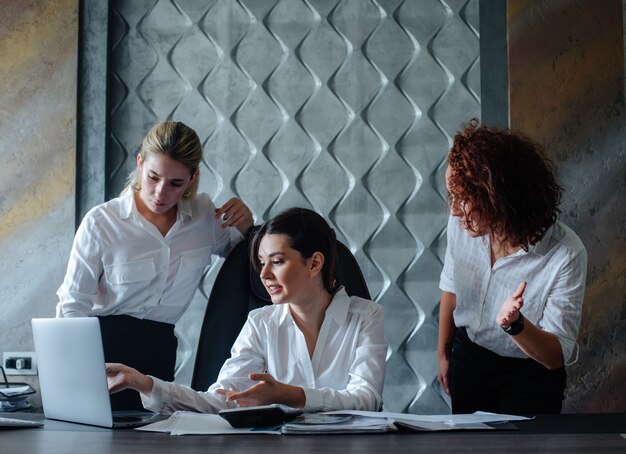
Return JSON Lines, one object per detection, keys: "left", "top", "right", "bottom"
{"left": 0, "top": 0, "right": 78, "bottom": 410}
{"left": 508, "top": 0, "right": 626, "bottom": 413}
{"left": 102, "top": 0, "right": 480, "bottom": 414}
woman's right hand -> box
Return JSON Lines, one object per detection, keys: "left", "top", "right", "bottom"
{"left": 437, "top": 354, "right": 451, "bottom": 395}
{"left": 216, "top": 373, "right": 306, "bottom": 409}
{"left": 437, "top": 291, "right": 456, "bottom": 396}
{"left": 105, "top": 363, "right": 154, "bottom": 396}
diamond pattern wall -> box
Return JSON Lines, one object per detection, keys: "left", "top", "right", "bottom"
{"left": 107, "top": 0, "right": 480, "bottom": 413}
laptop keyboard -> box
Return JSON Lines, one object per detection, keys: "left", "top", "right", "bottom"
{"left": 112, "top": 415, "right": 144, "bottom": 422}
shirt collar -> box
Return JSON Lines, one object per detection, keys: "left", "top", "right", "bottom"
{"left": 120, "top": 188, "right": 134, "bottom": 220}
{"left": 178, "top": 196, "right": 193, "bottom": 220}
{"left": 527, "top": 223, "right": 555, "bottom": 256}
{"left": 479, "top": 223, "right": 556, "bottom": 259}
{"left": 279, "top": 286, "right": 351, "bottom": 328}
{"left": 325, "top": 287, "right": 350, "bottom": 327}
{"left": 119, "top": 188, "right": 193, "bottom": 222}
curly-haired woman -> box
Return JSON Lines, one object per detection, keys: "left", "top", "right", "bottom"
{"left": 437, "top": 120, "right": 587, "bottom": 415}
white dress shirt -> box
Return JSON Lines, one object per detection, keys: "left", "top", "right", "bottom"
{"left": 141, "top": 288, "right": 387, "bottom": 414}
{"left": 440, "top": 215, "right": 587, "bottom": 361}
{"left": 56, "top": 189, "right": 243, "bottom": 324}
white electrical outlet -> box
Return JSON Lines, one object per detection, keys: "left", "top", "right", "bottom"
{"left": 2, "top": 351, "right": 37, "bottom": 376}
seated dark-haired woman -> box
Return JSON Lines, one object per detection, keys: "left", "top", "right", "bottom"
{"left": 437, "top": 120, "right": 587, "bottom": 415}
{"left": 105, "top": 208, "right": 387, "bottom": 414}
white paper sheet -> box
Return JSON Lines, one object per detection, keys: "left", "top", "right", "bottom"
{"left": 281, "top": 415, "right": 396, "bottom": 434}
{"left": 322, "top": 410, "right": 531, "bottom": 431}
{"left": 137, "top": 411, "right": 280, "bottom": 435}
{"left": 0, "top": 385, "right": 32, "bottom": 397}
{"left": 136, "top": 410, "right": 530, "bottom": 435}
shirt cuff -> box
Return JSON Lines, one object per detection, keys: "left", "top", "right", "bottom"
{"left": 439, "top": 275, "right": 455, "bottom": 293}
{"left": 302, "top": 387, "right": 324, "bottom": 412}
{"left": 556, "top": 335, "right": 576, "bottom": 365}
{"left": 229, "top": 226, "right": 244, "bottom": 242}
{"left": 56, "top": 302, "right": 89, "bottom": 318}
{"left": 141, "top": 376, "right": 167, "bottom": 413}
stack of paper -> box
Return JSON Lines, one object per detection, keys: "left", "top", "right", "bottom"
{"left": 322, "top": 410, "right": 531, "bottom": 431}
{"left": 281, "top": 415, "right": 396, "bottom": 434}
{"left": 137, "top": 410, "right": 530, "bottom": 435}
{"left": 137, "top": 411, "right": 280, "bottom": 435}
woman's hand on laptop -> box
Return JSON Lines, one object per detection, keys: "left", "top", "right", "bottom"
{"left": 105, "top": 363, "right": 154, "bottom": 396}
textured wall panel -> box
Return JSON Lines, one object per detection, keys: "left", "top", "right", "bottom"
{"left": 107, "top": 0, "right": 480, "bottom": 413}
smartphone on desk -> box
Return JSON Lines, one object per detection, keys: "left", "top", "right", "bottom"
{"left": 218, "top": 404, "right": 303, "bottom": 428}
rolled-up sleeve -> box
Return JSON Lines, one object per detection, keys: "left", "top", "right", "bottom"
{"left": 141, "top": 377, "right": 228, "bottom": 415}
{"left": 439, "top": 215, "right": 456, "bottom": 293}
{"left": 539, "top": 246, "right": 588, "bottom": 363}
{"left": 205, "top": 197, "right": 244, "bottom": 258}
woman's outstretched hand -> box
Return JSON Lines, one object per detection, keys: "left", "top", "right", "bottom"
{"left": 105, "top": 362, "right": 154, "bottom": 396}
{"left": 215, "top": 373, "right": 305, "bottom": 409}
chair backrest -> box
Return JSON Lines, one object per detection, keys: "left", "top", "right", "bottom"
{"left": 190, "top": 232, "right": 371, "bottom": 391}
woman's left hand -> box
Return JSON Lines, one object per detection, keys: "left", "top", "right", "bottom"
{"left": 496, "top": 281, "right": 526, "bottom": 327}
{"left": 215, "top": 198, "right": 254, "bottom": 234}
{"left": 215, "top": 373, "right": 305, "bottom": 409}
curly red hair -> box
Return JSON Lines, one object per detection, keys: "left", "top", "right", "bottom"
{"left": 447, "top": 119, "right": 562, "bottom": 249}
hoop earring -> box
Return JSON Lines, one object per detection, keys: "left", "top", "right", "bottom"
{"left": 183, "top": 188, "right": 192, "bottom": 198}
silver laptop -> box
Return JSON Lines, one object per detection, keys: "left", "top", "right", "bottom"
{"left": 32, "top": 317, "right": 162, "bottom": 428}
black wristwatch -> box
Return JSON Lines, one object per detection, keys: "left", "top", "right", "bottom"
{"left": 502, "top": 312, "right": 525, "bottom": 336}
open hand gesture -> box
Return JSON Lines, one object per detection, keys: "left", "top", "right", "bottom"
{"left": 216, "top": 373, "right": 304, "bottom": 409}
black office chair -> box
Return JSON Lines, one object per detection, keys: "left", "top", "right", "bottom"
{"left": 190, "top": 231, "right": 371, "bottom": 391}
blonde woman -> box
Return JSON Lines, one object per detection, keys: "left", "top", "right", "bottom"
{"left": 56, "top": 121, "right": 253, "bottom": 410}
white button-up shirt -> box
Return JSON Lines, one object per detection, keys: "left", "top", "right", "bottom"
{"left": 142, "top": 288, "right": 387, "bottom": 413}
{"left": 440, "top": 215, "right": 587, "bottom": 361}
{"left": 56, "top": 190, "right": 242, "bottom": 324}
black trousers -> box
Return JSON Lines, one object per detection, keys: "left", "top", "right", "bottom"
{"left": 449, "top": 327, "right": 566, "bottom": 415}
{"left": 98, "top": 315, "right": 177, "bottom": 411}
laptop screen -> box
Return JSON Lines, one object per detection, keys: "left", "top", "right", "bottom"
{"left": 32, "top": 317, "right": 115, "bottom": 427}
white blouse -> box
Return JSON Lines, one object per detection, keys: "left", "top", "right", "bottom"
{"left": 142, "top": 288, "right": 387, "bottom": 414}
{"left": 56, "top": 190, "right": 242, "bottom": 324}
{"left": 440, "top": 215, "right": 588, "bottom": 361}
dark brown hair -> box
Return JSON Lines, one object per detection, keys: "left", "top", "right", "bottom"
{"left": 250, "top": 208, "right": 339, "bottom": 294}
{"left": 447, "top": 119, "right": 562, "bottom": 249}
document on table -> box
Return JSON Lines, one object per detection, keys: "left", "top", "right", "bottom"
{"left": 138, "top": 411, "right": 395, "bottom": 435}
{"left": 322, "top": 410, "right": 531, "bottom": 431}
{"left": 137, "top": 411, "right": 280, "bottom": 435}
{"left": 0, "top": 385, "right": 33, "bottom": 397}
{"left": 281, "top": 414, "right": 396, "bottom": 434}
{"left": 137, "top": 410, "right": 530, "bottom": 435}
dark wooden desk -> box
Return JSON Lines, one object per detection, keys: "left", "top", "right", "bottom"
{"left": 2, "top": 413, "right": 625, "bottom": 453}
